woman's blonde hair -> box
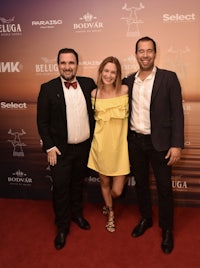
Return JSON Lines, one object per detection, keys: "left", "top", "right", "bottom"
{"left": 97, "top": 56, "right": 122, "bottom": 92}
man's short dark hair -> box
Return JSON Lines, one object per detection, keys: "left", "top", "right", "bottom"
{"left": 57, "top": 48, "right": 79, "bottom": 64}
{"left": 135, "top": 36, "right": 157, "bottom": 53}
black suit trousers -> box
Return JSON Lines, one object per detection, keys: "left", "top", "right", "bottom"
{"left": 50, "top": 139, "right": 90, "bottom": 232}
{"left": 128, "top": 131, "right": 173, "bottom": 230}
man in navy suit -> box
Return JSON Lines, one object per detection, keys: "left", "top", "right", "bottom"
{"left": 37, "top": 48, "right": 96, "bottom": 250}
{"left": 123, "top": 37, "right": 184, "bottom": 254}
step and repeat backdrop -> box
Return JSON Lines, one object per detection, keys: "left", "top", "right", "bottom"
{"left": 0, "top": 0, "right": 199, "bottom": 206}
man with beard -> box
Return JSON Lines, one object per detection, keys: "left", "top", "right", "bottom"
{"left": 37, "top": 48, "right": 96, "bottom": 250}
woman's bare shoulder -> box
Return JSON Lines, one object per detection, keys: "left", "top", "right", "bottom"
{"left": 121, "top": 84, "right": 128, "bottom": 94}
{"left": 91, "top": 88, "right": 98, "bottom": 98}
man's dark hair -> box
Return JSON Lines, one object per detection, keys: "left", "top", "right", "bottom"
{"left": 57, "top": 48, "right": 79, "bottom": 64}
{"left": 135, "top": 36, "right": 157, "bottom": 53}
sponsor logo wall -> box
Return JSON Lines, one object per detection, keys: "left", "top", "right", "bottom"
{"left": 0, "top": 0, "right": 199, "bottom": 205}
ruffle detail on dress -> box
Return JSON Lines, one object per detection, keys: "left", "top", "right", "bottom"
{"left": 92, "top": 95, "right": 129, "bottom": 122}
{"left": 96, "top": 106, "right": 128, "bottom": 121}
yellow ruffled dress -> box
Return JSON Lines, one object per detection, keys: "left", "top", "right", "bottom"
{"left": 88, "top": 94, "right": 130, "bottom": 176}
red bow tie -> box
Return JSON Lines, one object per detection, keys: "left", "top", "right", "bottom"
{"left": 64, "top": 81, "right": 77, "bottom": 89}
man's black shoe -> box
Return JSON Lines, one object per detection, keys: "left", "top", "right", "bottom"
{"left": 161, "top": 230, "right": 174, "bottom": 254}
{"left": 54, "top": 231, "right": 67, "bottom": 250}
{"left": 131, "top": 218, "right": 153, "bottom": 237}
{"left": 72, "top": 216, "right": 91, "bottom": 230}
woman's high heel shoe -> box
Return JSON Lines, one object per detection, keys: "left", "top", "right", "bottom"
{"left": 105, "top": 206, "right": 115, "bottom": 233}
{"left": 102, "top": 205, "right": 108, "bottom": 215}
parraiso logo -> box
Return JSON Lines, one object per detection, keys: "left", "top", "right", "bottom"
{"left": 0, "top": 16, "right": 22, "bottom": 36}
{"left": 73, "top": 12, "right": 103, "bottom": 33}
{"left": 32, "top": 19, "right": 63, "bottom": 29}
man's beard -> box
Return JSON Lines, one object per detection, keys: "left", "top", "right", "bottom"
{"left": 61, "top": 74, "right": 75, "bottom": 82}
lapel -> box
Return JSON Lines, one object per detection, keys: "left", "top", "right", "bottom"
{"left": 54, "top": 77, "right": 66, "bottom": 118}
{"left": 76, "top": 77, "right": 89, "bottom": 104}
{"left": 151, "top": 68, "right": 163, "bottom": 103}
{"left": 77, "top": 77, "right": 86, "bottom": 95}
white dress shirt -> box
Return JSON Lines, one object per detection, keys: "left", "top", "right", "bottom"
{"left": 130, "top": 67, "right": 157, "bottom": 134}
{"left": 61, "top": 77, "right": 90, "bottom": 144}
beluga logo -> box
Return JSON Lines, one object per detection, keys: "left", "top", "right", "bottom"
{"left": 35, "top": 57, "right": 58, "bottom": 75}
{"left": 0, "top": 16, "right": 22, "bottom": 36}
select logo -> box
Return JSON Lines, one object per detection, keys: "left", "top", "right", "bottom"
{"left": 163, "top": 13, "right": 196, "bottom": 23}
{"left": 1, "top": 102, "right": 27, "bottom": 109}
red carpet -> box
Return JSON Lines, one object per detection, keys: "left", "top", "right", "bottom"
{"left": 0, "top": 198, "right": 199, "bottom": 268}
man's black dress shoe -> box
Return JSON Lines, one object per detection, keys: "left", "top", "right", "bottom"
{"left": 72, "top": 216, "right": 91, "bottom": 230}
{"left": 54, "top": 231, "right": 67, "bottom": 250}
{"left": 131, "top": 218, "right": 153, "bottom": 237}
{"left": 161, "top": 230, "right": 174, "bottom": 254}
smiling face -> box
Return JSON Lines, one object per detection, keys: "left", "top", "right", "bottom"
{"left": 101, "top": 62, "right": 117, "bottom": 86}
{"left": 135, "top": 40, "right": 156, "bottom": 72}
{"left": 58, "top": 52, "right": 78, "bottom": 81}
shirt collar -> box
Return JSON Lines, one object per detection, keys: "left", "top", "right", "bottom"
{"left": 135, "top": 66, "right": 157, "bottom": 79}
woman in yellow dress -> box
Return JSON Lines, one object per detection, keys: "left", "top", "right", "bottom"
{"left": 88, "top": 56, "right": 130, "bottom": 232}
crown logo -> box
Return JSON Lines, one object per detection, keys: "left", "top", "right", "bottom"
{"left": 14, "top": 169, "right": 25, "bottom": 177}
{"left": 80, "top": 12, "right": 97, "bottom": 22}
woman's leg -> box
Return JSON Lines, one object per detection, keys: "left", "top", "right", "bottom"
{"left": 111, "top": 175, "right": 127, "bottom": 198}
{"left": 99, "top": 173, "right": 115, "bottom": 232}
{"left": 99, "top": 173, "right": 112, "bottom": 207}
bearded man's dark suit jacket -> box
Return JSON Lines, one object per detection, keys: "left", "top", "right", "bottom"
{"left": 37, "top": 76, "right": 96, "bottom": 232}
{"left": 123, "top": 67, "right": 184, "bottom": 230}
